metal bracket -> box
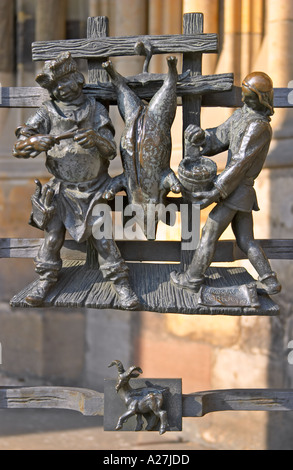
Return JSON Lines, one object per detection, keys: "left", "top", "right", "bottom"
{"left": 104, "top": 378, "right": 182, "bottom": 433}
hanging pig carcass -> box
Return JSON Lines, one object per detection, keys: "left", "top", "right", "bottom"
{"left": 102, "top": 56, "right": 180, "bottom": 240}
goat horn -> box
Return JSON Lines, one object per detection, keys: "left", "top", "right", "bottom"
{"left": 126, "top": 366, "right": 143, "bottom": 376}
{"left": 108, "top": 360, "right": 125, "bottom": 373}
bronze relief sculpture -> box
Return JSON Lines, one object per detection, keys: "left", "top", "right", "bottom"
{"left": 171, "top": 72, "right": 282, "bottom": 299}
{"left": 108, "top": 360, "right": 169, "bottom": 434}
{"left": 3, "top": 12, "right": 292, "bottom": 442}
{"left": 102, "top": 55, "right": 181, "bottom": 240}
{"left": 12, "top": 52, "right": 139, "bottom": 310}
{"left": 11, "top": 48, "right": 281, "bottom": 313}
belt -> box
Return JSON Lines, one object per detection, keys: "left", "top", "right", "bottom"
{"left": 58, "top": 174, "right": 108, "bottom": 192}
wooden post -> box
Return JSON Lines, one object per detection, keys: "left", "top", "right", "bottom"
{"left": 181, "top": 13, "right": 204, "bottom": 267}
{"left": 86, "top": 16, "right": 110, "bottom": 268}
{"left": 182, "top": 12, "right": 204, "bottom": 134}
{"left": 87, "top": 16, "right": 109, "bottom": 84}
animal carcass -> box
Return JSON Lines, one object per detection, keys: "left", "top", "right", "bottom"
{"left": 103, "top": 56, "right": 180, "bottom": 240}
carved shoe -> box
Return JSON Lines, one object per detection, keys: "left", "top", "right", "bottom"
{"left": 259, "top": 272, "right": 282, "bottom": 295}
{"left": 25, "top": 279, "right": 56, "bottom": 306}
{"left": 170, "top": 270, "right": 204, "bottom": 293}
{"left": 113, "top": 280, "right": 140, "bottom": 310}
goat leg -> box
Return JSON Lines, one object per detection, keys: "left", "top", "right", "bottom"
{"left": 145, "top": 412, "right": 160, "bottom": 431}
{"left": 102, "top": 60, "right": 143, "bottom": 125}
{"left": 158, "top": 410, "right": 168, "bottom": 435}
{"left": 135, "top": 414, "right": 144, "bottom": 432}
{"left": 115, "top": 408, "right": 136, "bottom": 430}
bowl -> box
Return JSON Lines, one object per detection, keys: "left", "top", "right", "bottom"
{"left": 178, "top": 157, "right": 217, "bottom": 198}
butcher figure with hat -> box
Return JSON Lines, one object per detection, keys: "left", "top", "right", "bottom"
{"left": 171, "top": 71, "right": 281, "bottom": 297}
{"left": 13, "top": 51, "right": 140, "bottom": 310}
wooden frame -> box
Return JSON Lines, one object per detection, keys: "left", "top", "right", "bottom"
{"left": 1, "top": 12, "right": 293, "bottom": 431}
{"left": 0, "top": 13, "right": 289, "bottom": 315}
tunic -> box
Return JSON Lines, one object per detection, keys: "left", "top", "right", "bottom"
{"left": 15, "top": 96, "right": 116, "bottom": 243}
{"left": 203, "top": 104, "right": 272, "bottom": 212}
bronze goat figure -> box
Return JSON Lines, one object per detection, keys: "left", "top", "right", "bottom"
{"left": 108, "top": 360, "right": 169, "bottom": 434}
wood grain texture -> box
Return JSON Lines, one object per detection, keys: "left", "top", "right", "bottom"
{"left": 202, "top": 86, "right": 293, "bottom": 108}
{"left": 31, "top": 34, "right": 218, "bottom": 61}
{"left": 1, "top": 86, "right": 291, "bottom": 108}
{"left": 83, "top": 72, "right": 234, "bottom": 101}
{"left": 87, "top": 16, "right": 109, "bottom": 85}
{"left": 9, "top": 261, "right": 279, "bottom": 316}
{"left": 181, "top": 13, "right": 204, "bottom": 265}
{"left": 182, "top": 12, "right": 203, "bottom": 131}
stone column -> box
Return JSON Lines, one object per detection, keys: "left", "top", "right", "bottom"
{"left": 0, "top": 0, "right": 15, "bottom": 155}
{"left": 196, "top": 0, "right": 243, "bottom": 131}
{"left": 36, "top": 0, "right": 67, "bottom": 41}
{"left": 89, "top": 0, "right": 112, "bottom": 18}
{"left": 104, "top": 0, "right": 148, "bottom": 177}
{"left": 240, "top": 0, "right": 252, "bottom": 79}
{"left": 149, "top": 0, "right": 183, "bottom": 178}
{"left": 162, "top": 0, "right": 183, "bottom": 35}
{"left": 183, "top": 0, "right": 219, "bottom": 75}
{"left": 148, "top": 0, "right": 164, "bottom": 73}
{"left": 265, "top": 0, "right": 293, "bottom": 157}
{"left": 215, "top": 0, "right": 242, "bottom": 84}
{"left": 111, "top": 0, "right": 148, "bottom": 76}
{"left": 0, "top": 0, "right": 15, "bottom": 85}
{"left": 251, "top": 0, "right": 265, "bottom": 66}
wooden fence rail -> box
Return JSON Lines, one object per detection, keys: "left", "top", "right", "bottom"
{"left": 0, "top": 85, "right": 291, "bottom": 108}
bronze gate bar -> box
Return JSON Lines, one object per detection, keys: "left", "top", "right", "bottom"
{"left": 1, "top": 386, "right": 293, "bottom": 417}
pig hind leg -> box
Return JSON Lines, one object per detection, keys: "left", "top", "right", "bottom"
{"left": 102, "top": 60, "right": 143, "bottom": 125}
{"left": 147, "top": 56, "right": 178, "bottom": 127}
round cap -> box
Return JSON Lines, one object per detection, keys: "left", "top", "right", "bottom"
{"left": 242, "top": 72, "right": 274, "bottom": 115}
{"left": 242, "top": 72, "right": 273, "bottom": 94}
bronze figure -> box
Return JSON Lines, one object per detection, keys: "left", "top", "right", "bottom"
{"left": 102, "top": 55, "right": 181, "bottom": 240}
{"left": 171, "top": 72, "right": 282, "bottom": 297}
{"left": 108, "top": 360, "right": 169, "bottom": 434}
{"left": 12, "top": 52, "right": 139, "bottom": 310}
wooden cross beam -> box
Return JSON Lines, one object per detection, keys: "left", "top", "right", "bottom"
{"left": 29, "top": 15, "right": 233, "bottom": 104}
{"left": 0, "top": 85, "right": 291, "bottom": 109}
{"left": 31, "top": 33, "right": 218, "bottom": 61}
{"left": 83, "top": 72, "right": 234, "bottom": 102}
